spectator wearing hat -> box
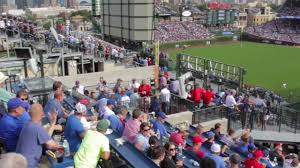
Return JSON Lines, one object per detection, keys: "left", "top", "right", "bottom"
{"left": 102, "top": 99, "right": 116, "bottom": 119}
{"left": 247, "top": 143, "right": 257, "bottom": 158}
{"left": 73, "top": 80, "right": 85, "bottom": 95}
{"left": 16, "top": 104, "right": 60, "bottom": 168}
{"left": 206, "top": 144, "right": 226, "bottom": 168}
{"left": 44, "top": 91, "right": 68, "bottom": 124}
{"left": 229, "top": 153, "right": 241, "bottom": 168}
{"left": 260, "top": 149, "right": 273, "bottom": 168}
{"left": 0, "top": 98, "right": 29, "bottom": 152}
{"left": 244, "top": 150, "right": 264, "bottom": 168}
{"left": 186, "top": 135, "right": 206, "bottom": 160}
{"left": 107, "top": 106, "right": 128, "bottom": 136}
{"left": 152, "top": 112, "right": 168, "bottom": 140}
{"left": 169, "top": 126, "right": 189, "bottom": 147}
{"left": 0, "top": 72, "right": 14, "bottom": 110}
{"left": 122, "top": 109, "right": 143, "bottom": 143}
{"left": 202, "top": 131, "right": 215, "bottom": 149}
{"left": 64, "top": 103, "right": 86, "bottom": 154}
{"left": 74, "top": 119, "right": 111, "bottom": 168}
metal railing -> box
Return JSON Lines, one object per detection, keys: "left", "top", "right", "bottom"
{"left": 192, "top": 105, "right": 227, "bottom": 125}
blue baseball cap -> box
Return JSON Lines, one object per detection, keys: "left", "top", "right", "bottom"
{"left": 7, "top": 98, "right": 26, "bottom": 110}
{"left": 107, "top": 99, "right": 116, "bottom": 106}
{"left": 207, "top": 131, "right": 215, "bottom": 139}
{"left": 248, "top": 144, "right": 257, "bottom": 151}
{"left": 157, "top": 112, "right": 167, "bottom": 119}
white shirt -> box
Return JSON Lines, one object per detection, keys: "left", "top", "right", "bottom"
{"left": 121, "top": 95, "right": 130, "bottom": 107}
{"left": 225, "top": 95, "right": 237, "bottom": 109}
{"left": 131, "top": 82, "right": 140, "bottom": 89}
{"left": 160, "top": 88, "right": 171, "bottom": 103}
{"left": 102, "top": 106, "right": 114, "bottom": 119}
{"left": 112, "top": 48, "right": 118, "bottom": 57}
{"left": 76, "top": 85, "right": 85, "bottom": 95}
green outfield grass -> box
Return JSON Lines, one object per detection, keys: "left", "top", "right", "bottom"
{"left": 170, "top": 42, "right": 300, "bottom": 101}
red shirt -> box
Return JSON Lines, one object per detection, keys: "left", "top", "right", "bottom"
{"left": 202, "top": 90, "right": 215, "bottom": 105}
{"left": 189, "top": 88, "right": 205, "bottom": 103}
{"left": 244, "top": 158, "right": 263, "bottom": 168}
{"left": 170, "top": 132, "right": 185, "bottom": 146}
{"left": 186, "top": 146, "right": 205, "bottom": 160}
{"left": 138, "top": 84, "right": 152, "bottom": 97}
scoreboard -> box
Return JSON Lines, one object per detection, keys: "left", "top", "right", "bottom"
{"left": 206, "top": 9, "right": 238, "bottom": 25}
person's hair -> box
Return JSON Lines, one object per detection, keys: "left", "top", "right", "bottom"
{"left": 16, "top": 89, "right": 28, "bottom": 98}
{"left": 200, "top": 157, "right": 216, "bottom": 168}
{"left": 228, "top": 128, "right": 236, "bottom": 136}
{"left": 215, "top": 123, "right": 221, "bottom": 129}
{"left": 140, "top": 122, "right": 149, "bottom": 132}
{"left": 132, "top": 109, "right": 142, "bottom": 119}
{"left": 229, "top": 153, "right": 241, "bottom": 165}
{"left": 52, "top": 81, "right": 62, "bottom": 91}
{"left": 0, "top": 153, "right": 27, "bottom": 168}
{"left": 54, "top": 90, "right": 63, "bottom": 99}
{"left": 291, "top": 158, "right": 299, "bottom": 167}
{"left": 164, "top": 142, "right": 176, "bottom": 157}
{"left": 84, "top": 90, "right": 89, "bottom": 95}
{"left": 151, "top": 146, "right": 165, "bottom": 160}
{"left": 196, "top": 124, "right": 204, "bottom": 130}
{"left": 116, "top": 106, "right": 128, "bottom": 116}
{"left": 149, "top": 136, "right": 160, "bottom": 146}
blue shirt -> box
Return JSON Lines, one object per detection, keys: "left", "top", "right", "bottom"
{"left": 64, "top": 115, "right": 85, "bottom": 153}
{"left": 0, "top": 113, "right": 30, "bottom": 152}
{"left": 44, "top": 99, "right": 64, "bottom": 123}
{"left": 108, "top": 114, "right": 124, "bottom": 136}
{"left": 260, "top": 158, "right": 273, "bottom": 168}
{"left": 16, "top": 122, "right": 51, "bottom": 168}
{"left": 206, "top": 153, "right": 226, "bottom": 168}
{"left": 152, "top": 120, "right": 168, "bottom": 139}
{"left": 234, "top": 142, "right": 249, "bottom": 157}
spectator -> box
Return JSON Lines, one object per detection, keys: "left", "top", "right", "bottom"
{"left": 161, "top": 142, "right": 183, "bottom": 168}
{"left": 152, "top": 112, "right": 168, "bottom": 140}
{"left": 130, "top": 88, "right": 140, "bottom": 109}
{"left": 16, "top": 90, "right": 30, "bottom": 110}
{"left": 233, "top": 134, "right": 250, "bottom": 157}
{"left": 64, "top": 104, "right": 86, "bottom": 154}
{"left": 113, "top": 78, "right": 123, "bottom": 93}
{"left": 147, "top": 136, "right": 160, "bottom": 158}
{"left": 244, "top": 150, "right": 264, "bottom": 168}
{"left": 220, "top": 128, "right": 236, "bottom": 147}
{"left": 73, "top": 80, "right": 85, "bottom": 95}
{"left": 120, "top": 89, "right": 130, "bottom": 108}
{"left": 0, "top": 153, "right": 27, "bottom": 168}
{"left": 90, "top": 91, "right": 97, "bottom": 100}
{"left": 229, "top": 153, "right": 241, "bottom": 168}
{"left": 16, "top": 104, "right": 59, "bottom": 168}
{"left": 149, "top": 96, "right": 161, "bottom": 114}
{"left": 160, "top": 86, "right": 171, "bottom": 114}
{"left": 102, "top": 99, "right": 116, "bottom": 119}
{"left": 270, "top": 145, "right": 285, "bottom": 167}
{"left": 49, "top": 81, "right": 63, "bottom": 100}
{"left": 108, "top": 106, "right": 128, "bottom": 136}
{"left": 160, "top": 75, "right": 167, "bottom": 88}
{"left": 44, "top": 91, "right": 67, "bottom": 124}
{"left": 169, "top": 79, "right": 179, "bottom": 94}
{"left": 138, "top": 79, "right": 152, "bottom": 97}
{"left": 225, "top": 89, "right": 238, "bottom": 113}
{"left": 122, "top": 109, "right": 143, "bottom": 143}
{"left": 190, "top": 124, "right": 205, "bottom": 137}
{"left": 83, "top": 90, "right": 89, "bottom": 97}
{"left": 0, "top": 98, "right": 29, "bottom": 152}
{"left": 202, "top": 86, "right": 215, "bottom": 108}
{"left": 201, "top": 157, "right": 216, "bottom": 168}
{"left": 202, "top": 131, "right": 215, "bottom": 149}
{"left": 210, "top": 123, "right": 223, "bottom": 141}
{"left": 206, "top": 144, "right": 226, "bottom": 168}
{"left": 151, "top": 146, "right": 166, "bottom": 167}
{"left": 169, "top": 126, "right": 189, "bottom": 146}
{"left": 188, "top": 83, "right": 205, "bottom": 105}
{"left": 260, "top": 149, "right": 273, "bottom": 168}
{"left": 74, "top": 119, "right": 111, "bottom": 168}
{"left": 135, "top": 122, "right": 152, "bottom": 152}
{"left": 186, "top": 136, "right": 205, "bottom": 160}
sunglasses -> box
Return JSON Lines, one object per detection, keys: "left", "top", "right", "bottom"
{"left": 21, "top": 98, "right": 28, "bottom": 101}
{"left": 169, "top": 148, "right": 176, "bottom": 151}
{"left": 143, "top": 128, "right": 150, "bottom": 132}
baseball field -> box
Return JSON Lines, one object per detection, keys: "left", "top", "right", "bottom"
{"left": 170, "top": 42, "right": 300, "bottom": 101}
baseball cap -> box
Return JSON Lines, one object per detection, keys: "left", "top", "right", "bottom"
{"left": 157, "top": 112, "right": 167, "bottom": 119}
{"left": 96, "top": 119, "right": 110, "bottom": 132}
{"left": 192, "top": 136, "right": 204, "bottom": 144}
{"left": 107, "top": 99, "right": 116, "bottom": 106}
{"left": 230, "top": 154, "right": 241, "bottom": 164}
{"left": 248, "top": 144, "right": 257, "bottom": 151}
{"left": 75, "top": 103, "right": 87, "bottom": 114}
{"left": 253, "top": 150, "right": 264, "bottom": 159}
{"left": 211, "top": 144, "right": 221, "bottom": 153}
{"left": 7, "top": 98, "right": 26, "bottom": 110}
{"left": 207, "top": 131, "right": 215, "bottom": 139}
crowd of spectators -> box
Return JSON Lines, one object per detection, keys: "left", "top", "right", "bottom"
{"left": 278, "top": 0, "right": 300, "bottom": 17}
{"left": 245, "top": 19, "right": 300, "bottom": 44}
{"left": 155, "top": 22, "right": 214, "bottom": 43}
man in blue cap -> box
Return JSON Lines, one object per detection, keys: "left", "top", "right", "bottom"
{"left": 152, "top": 112, "right": 168, "bottom": 140}
{"left": 0, "top": 98, "right": 29, "bottom": 152}
{"left": 102, "top": 99, "right": 116, "bottom": 119}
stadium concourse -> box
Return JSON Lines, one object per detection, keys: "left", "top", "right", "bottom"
{"left": 245, "top": 0, "right": 300, "bottom": 45}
